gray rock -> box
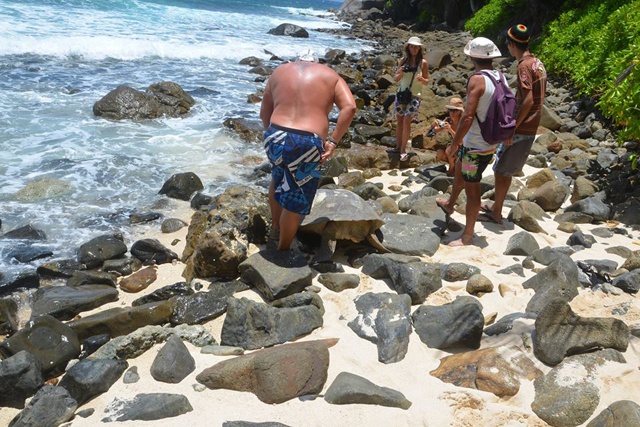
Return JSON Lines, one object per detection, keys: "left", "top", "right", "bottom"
{"left": 504, "top": 231, "right": 540, "bottom": 256}
{"left": 360, "top": 253, "right": 442, "bottom": 304}
{"left": 565, "top": 196, "right": 611, "bottom": 221}
{"left": 587, "top": 400, "right": 640, "bottom": 427}
{"left": 132, "top": 281, "right": 194, "bottom": 306}
{"left": 123, "top": 366, "right": 139, "bottom": 384}
{"left": 36, "top": 259, "right": 84, "bottom": 280}
{"left": 466, "top": 274, "right": 493, "bottom": 295}
{"left": 567, "top": 230, "right": 597, "bottom": 248}
{"left": 150, "top": 335, "right": 195, "bottom": 383}
{"left": 8, "top": 385, "right": 77, "bottom": 427}
{"left": 378, "top": 212, "right": 442, "bottom": 255}
{"left": 2, "top": 224, "right": 47, "bottom": 240}
{"left": 496, "top": 263, "right": 525, "bottom": 277}
{"left": 67, "top": 270, "right": 118, "bottom": 287}
{"left": 158, "top": 172, "right": 204, "bottom": 201}
{"left": 102, "top": 257, "right": 143, "bottom": 277}
{"left": 611, "top": 198, "right": 640, "bottom": 225}
{"left": 412, "top": 297, "right": 484, "bottom": 350}
{"left": 90, "top": 324, "right": 216, "bottom": 360}
{"left": 443, "top": 262, "right": 481, "bottom": 282}
{"left": 0, "top": 315, "right": 80, "bottom": 378}
{"left": 532, "top": 350, "right": 625, "bottom": 427}
{"left": 30, "top": 285, "right": 119, "bottom": 321}
{"left": 170, "top": 284, "right": 236, "bottom": 325}
{"left": 130, "top": 238, "right": 178, "bottom": 265}
{"left": 101, "top": 393, "right": 193, "bottom": 422}
{"left": 161, "top": 218, "right": 188, "bottom": 233}
{"left": 554, "top": 211, "right": 594, "bottom": 224}
{"left": 239, "top": 249, "right": 311, "bottom": 301}
{"left": 533, "top": 299, "right": 629, "bottom": 366}
{"left": 220, "top": 297, "right": 323, "bottom": 350}
{"left": 58, "top": 358, "right": 128, "bottom": 405}
{"left": 484, "top": 312, "right": 537, "bottom": 336}
{"left": 77, "top": 233, "right": 128, "bottom": 269}
{"left": 196, "top": 340, "right": 332, "bottom": 404}
{"left": 67, "top": 300, "right": 174, "bottom": 341}
{"left": 0, "top": 298, "right": 19, "bottom": 335}
{"left": 348, "top": 292, "right": 412, "bottom": 363}
{"left": 324, "top": 371, "right": 411, "bottom": 409}
{"left": 523, "top": 255, "right": 580, "bottom": 314}
{"left": 317, "top": 273, "right": 360, "bottom": 292}
{"left": 0, "top": 351, "right": 44, "bottom": 409}
{"left": 612, "top": 269, "right": 640, "bottom": 294}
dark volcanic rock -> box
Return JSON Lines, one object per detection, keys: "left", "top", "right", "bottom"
{"left": 101, "top": 393, "right": 193, "bottom": 422}
{"left": 8, "top": 385, "right": 77, "bottom": 427}
{"left": 150, "top": 335, "right": 195, "bottom": 383}
{"left": 0, "top": 351, "right": 44, "bottom": 409}
{"left": 324, "top": 371, "right": 411, "bottom": 409}
{"left": 58, "top": 358, "right": 128, "bottom": 406}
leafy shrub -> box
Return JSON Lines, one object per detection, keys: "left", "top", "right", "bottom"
{"left": 464, "top": 0, "right": 525, "bottom": 36}
{"left": 539, "top": 0, "right": 640, "bottom": 141}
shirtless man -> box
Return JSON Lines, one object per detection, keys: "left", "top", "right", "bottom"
{"left": 260, "top": 50, "right": 357, "bottom": 251}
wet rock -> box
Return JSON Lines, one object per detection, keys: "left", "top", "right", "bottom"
{"left": 0, "top": 315, "right": 80, "bottom": 378}
{"left": 119, "top": 266, "right": 157, "bottom": 293}
{"left": 161, "top": 218, "right": 188, "bottom": 233}
{"left": 132, "top": 281, "right": 194, "bottom": 306}
{"left": 0, "top": 351, "right": 44, "bottom": 409}
{"left": 101, "top": 257, "right": 143, "bottom": 277}
{"left": 130, "top": 238, "right": 178, "bottom": 265}
{"left": 30, "top": 284, "right": 119, "bottom": 320}
{"left": 158, "top": 172, "right": 204, "bottom": 201}
{"left": 2, "top": 224, "right": 47, "bottom": 240}
{"left": 77, "top": 233, "right": 128, "bottom": 269}
{"left": 67, "top": 270, "right": 118, "bottom": 287}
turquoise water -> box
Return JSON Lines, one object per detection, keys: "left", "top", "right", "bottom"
{"left": 0, "top": 0, "right": 370, "bottom": 281}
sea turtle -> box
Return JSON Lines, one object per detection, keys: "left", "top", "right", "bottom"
{"left": 299, "top": 188, "right": 389, "bottom": 261}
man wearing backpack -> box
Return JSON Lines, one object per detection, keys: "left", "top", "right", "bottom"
{"left": 437, "top": 37, "right": 506, "bottom": 246}
{"left": 481, "top": 24, "right": 547, "bottom": 224}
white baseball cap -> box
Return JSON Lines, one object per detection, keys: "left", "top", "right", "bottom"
{"left": 463, "top": 37, "right": 501, "bottom": 59}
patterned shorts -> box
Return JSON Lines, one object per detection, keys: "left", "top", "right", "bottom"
{"left": 458, "top": 146, "right": 495, "bottom": 183}
{"left": 393, "top": 96, "right": 421, "bottom": 122}
{"left": 264, "top": 124, "right": 323, "bottom": 215}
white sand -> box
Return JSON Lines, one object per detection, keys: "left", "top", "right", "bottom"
{"left": 2, "top": 164, "right": 639, "bottom": 427}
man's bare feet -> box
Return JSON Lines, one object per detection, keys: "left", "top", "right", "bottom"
{"left": 435, "top": 197, "right": 454, "bottom": 216}
{"left": 448, "top": 235, "right": 474, "bottom": 246}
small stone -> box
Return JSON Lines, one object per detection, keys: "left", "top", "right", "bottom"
{"left": 200, "top": 345, "right": 244, "bottom": 356}
{"left": 484, "top": 312, "right": 497, "bottom": 326}
{"left": 192, "top": 383, "right": 206, "bottom": 392}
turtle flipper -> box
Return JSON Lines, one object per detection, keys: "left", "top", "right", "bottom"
{"left": 366, "top": 233, "right": 390, "bottom": 254}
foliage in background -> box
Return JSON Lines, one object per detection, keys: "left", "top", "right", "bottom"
{"left": 464, "top": 0, "right": 525, "bottom": 37}
{"left": 539, "top": 0, "right": 640, "bottom": 141}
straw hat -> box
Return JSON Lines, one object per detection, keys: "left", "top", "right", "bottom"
{"left": 445, "top": 97, "right": 464, "bottom": 111}
{"left": 404, "top": 36, "right": 423, "bottom": 47}
{"left": 463, "top": 37, "right": 501, "bottom": 59}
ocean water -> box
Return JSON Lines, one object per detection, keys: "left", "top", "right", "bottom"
{"left": 0, "top": 0, "right": 371, "bottom": 282}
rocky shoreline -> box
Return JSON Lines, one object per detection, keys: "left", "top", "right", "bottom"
{"left": 1, "top": 8, "right": 640, "bottom": 427}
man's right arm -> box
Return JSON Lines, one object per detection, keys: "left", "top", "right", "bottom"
{"left": 330, "top": 77, "right": 357, "bottom": 143}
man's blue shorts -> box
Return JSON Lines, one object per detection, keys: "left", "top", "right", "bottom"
{"left": 264, "top": 124, "right": 323, "bottom": 216}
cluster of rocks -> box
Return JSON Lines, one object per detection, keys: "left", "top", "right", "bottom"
{"left": 1, "top": 8, "right": 640, "bottom": 427}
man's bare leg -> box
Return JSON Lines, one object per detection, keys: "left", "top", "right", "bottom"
{"left": 268, "top": 180, "right": 282, "bottom": 231}
{"left": 449, "top": 181, "right": 480, "bottom": 246}
{"left": 278, "top": 209, "right": 301, "bottom": 251}
{"left": 436, "top": 159, "right": 464, "bottom": 215}
{"left": 490, "top": 174, "right": 511, "bottom": 223}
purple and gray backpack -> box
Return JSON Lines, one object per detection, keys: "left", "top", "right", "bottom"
{"left": 474, "top": 70, "right": 517, "bottom": 144}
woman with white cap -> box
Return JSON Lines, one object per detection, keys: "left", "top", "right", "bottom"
{"left": 390, "top": 36, "right": 430, "bottom": 162}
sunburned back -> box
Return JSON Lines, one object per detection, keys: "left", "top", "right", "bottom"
{"left": 267, "top": 61, "right": 339, "bottom": 136}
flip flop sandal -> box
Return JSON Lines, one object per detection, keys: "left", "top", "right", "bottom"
{"left": 400, "top": 153, "right": 409, "bottom": 162}
{"left": 480, "top": 203, "right": 493, "bottom": 214}
{"left": 477, "top": 212, "right": 503, "bottom": 225}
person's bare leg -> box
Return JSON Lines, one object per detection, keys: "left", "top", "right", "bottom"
{"left": 491, "top": 174, "right": 511, "bottom": 222}
{"left": 268, "top": 180, "right": 282, "bottom": 230}
{"left": 395, "top": 116, "right": 405, "bottom": 151}
{"left": 278, "top": 209, "right": 301, "bottom": 251}
{"left": 400, "top": 115, "right": 412, "bottom": 154}
{"left": 449, "top": 181, "right": 480, "bottom": 246}
{"left": 436, "top": 159, "right": 464, "bottom": 215}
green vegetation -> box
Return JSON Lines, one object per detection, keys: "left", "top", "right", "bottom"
{"left": 464, "top": 0, "right": 524, "bottom": 37}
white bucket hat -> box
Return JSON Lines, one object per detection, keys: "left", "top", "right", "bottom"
{"left": 463, "top": 37, "right": 501, "bottom": 59}
{"left": 404, "top": 36, "right": 423, "bottom": 47}
{"left": 297, "top": 48, "right": 318, "bottom": 63}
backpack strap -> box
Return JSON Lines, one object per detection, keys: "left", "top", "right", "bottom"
{"left": 473, "top": 70, "right": 503, "bottom": 123}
